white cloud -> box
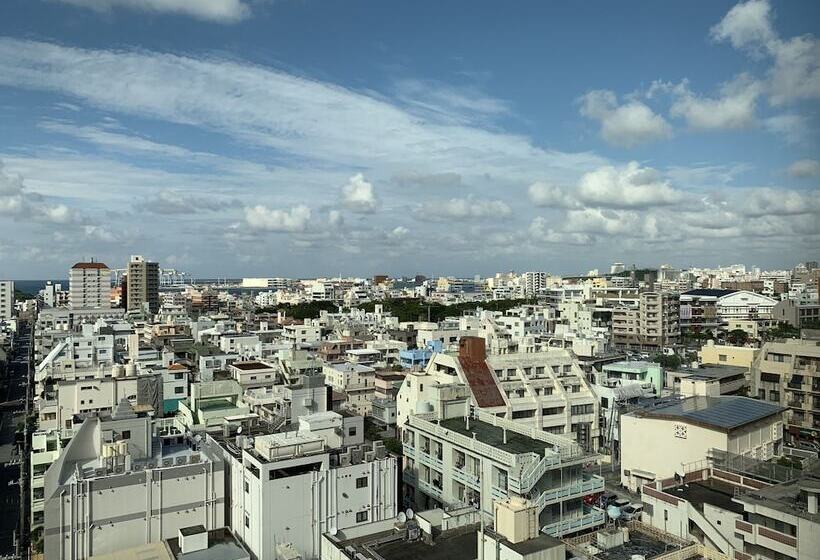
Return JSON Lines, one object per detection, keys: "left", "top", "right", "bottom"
{"left": 0, "top": 160, "right": 81, "bottom": 224}
{"left": 763, "top": 113, "right": 809, "bottom": 144}
{"left": 712, "top": 0, "right": 820, "bottom": 105}
{"left": 55, "top": 0, "right": 251, "bottom": 23}
{"left": 740, "top": 187, "right": 819, "bottom": 217}
{"left": 418, "top": 197, "right": 512, "bottom": 220}
{"left": 342, "top": 174, "right": 378, "bottom": 213}
{"left": 669, "top": 75, "right": 760, "bottom": 130}
{"left": 788, "top": 159, "right": 820, "bottom": 178}
{"left": 0, "top": 38, "right": 606, "bottom": 185}
{"left": 527, "top": 182, "right": 578, "bottom": 209}
{"left": 578, "top": 90, "right": 671, "bottom": 148}
{"left": 245, "top": 205, "right": 311, "bottom": 232}
{"left": 576, "top": 162, "right": 684, "bottom": 209}
{"left": 140, "top": 190, "right": 233, "bottom": 214}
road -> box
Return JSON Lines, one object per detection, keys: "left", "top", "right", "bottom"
{"left": 0, "top": 323, "right": 31, "bottom": 558}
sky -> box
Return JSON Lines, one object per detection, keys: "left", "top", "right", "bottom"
{"left": 0, "top": 0, "right": 818, "bottom": 279}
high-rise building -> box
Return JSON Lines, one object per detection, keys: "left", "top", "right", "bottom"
{"left": 0, "top": 280, "right": 13, "bottom": 320}
{"left": 69, "top": 261, "right": 111, "bottom": 309}
{"left": 126, "top": 255, "right": 159, "bottom": 314}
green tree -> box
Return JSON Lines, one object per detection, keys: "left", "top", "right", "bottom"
{"left": 727, "top": 329, "right": 749, "bottom": 345}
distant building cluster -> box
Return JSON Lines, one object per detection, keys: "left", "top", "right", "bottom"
{"left": 1, "top": 258, "right": 818, "bottom": 559}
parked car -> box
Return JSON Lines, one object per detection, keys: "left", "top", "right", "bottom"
{"left": 612, "top": 498, "right": 631, "bottom": 510}
{"left": 620, "top": 503, "right": 643, "bottom": 521}
{"left": 597, "top": 491, "right": 618, "bottom": 508}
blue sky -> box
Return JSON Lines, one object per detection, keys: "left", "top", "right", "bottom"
{"left": 0, "top": 0, "right": 817, "bottom": 279}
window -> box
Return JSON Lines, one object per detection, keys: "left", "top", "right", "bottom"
{"left": 719, "top": 354, "right": 727, "bottom": 362}
{"left": 244, "top": 480, "right": 249, "bottom": 493}
{"left": 244, "top": 514, "right": 250, "bottom": 528}
{"left": 348, "top": 427, "right": 357, "bottom": 436}
{"left": 356, "top": 511, "right": 368, "bottom": 523}
{"left": 121, "top": 430, "right": 131, "bottom": 439}
{"left": 356, "top": 476, "right": 368, "bottom": 488}
{"left": 769, "top": 391, "right": 780, "bottom": 402}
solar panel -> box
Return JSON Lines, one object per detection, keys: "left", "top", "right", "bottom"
{"left": 647, "top": 396, "right": 783, "bottom": 430}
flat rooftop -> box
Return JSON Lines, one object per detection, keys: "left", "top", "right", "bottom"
{"left": 673, "top": 365, "right": 748, "bottom": 380}
{"left": 377, "top": 530, "right": 477, "bottom": 560}
{"left": 438, "top": 417, "right": 550, "bottom": 456}
{"left": 666, "top": 480, "right": 744, "bottom": 514}
{"left": 231, "top": 361, "right": 272, "bottom": 371}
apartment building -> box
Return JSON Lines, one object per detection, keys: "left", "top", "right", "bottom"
{"left": 127, "top": 255, "right": 160, "bottom": 314}
{"left": 43, "top": 404, "right": 224, "bottom": 559}
{"left": 680, "top": 289, "right": 777, "bottom": 334}
{"left": 401, "top": 404, "right": 605, "bottom": 537}
{"left": 69, "top": 261, "right": 111, "bottom": 309}
{"left": 0, "top": 280, "right": 13, "bottom": 321}
{"left": 218, "top": 412, "right": 398, "bottom": 560}
{"left": 323, "top": 361, "right": 376, "bottom": 415}
{"left": 398, "top": 337, "right": 600, "bottom": 450}
{"left": 620, "top": 396, "right": 784, "bottom": 492}
{"left": 772, "top": 299, "right": 820, "bottom": 328}
{"left": 699, "top": 341, "right": 759, "bottom": 368}
{"left": 612, "top": 292, "right": 679, "bottom": 350}
{"left": 751, "top": 338, "right": 820, "bottom": 443}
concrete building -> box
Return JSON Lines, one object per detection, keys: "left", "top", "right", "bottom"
{"left": 772, "top": 299, "right": 820, "bottom": 328}
{"left": 70, "top": 261, "right": 112, "bottom": 309}
{"left": 612, "top": 292, "right": 679, "bottom": 350}
{"left": 324, "top": 361, "right": 376, "bottom": 415}
{"left": 681, "top": 289, "right": 777, "bottom": 334}
{"left": 228, "top": 360, "right": 278, "bottom": 388}
{"left": 218, "top": 412, "right": 398, "bottom": 560}
{"left": 127, "top": 255, "right": 160, "bottom": 314}
{"left": 43, "top": 402, "right": 225, "bottom": 559}
{"left": 666, "top": 365, "right": 749, "bottom": 397}
{"left": 699, "top": 341, "right": 759, "bottom": 369}
{"left": 398, "top": 337, "right": 600, "bottom": 450}
{"left": 599, "top": 361, "right": 664, "bottom": 395}
{"left": 402, "top": 404, "right": 605, "bottom": 536}
{"left": 620, "top": 396, "right": 785, "bottom": 492}
{"left": 0, "top": 280, "right": 13, "bottom": 321}
{"left": 751, "top": 338, "right": 820, "bottom": 443}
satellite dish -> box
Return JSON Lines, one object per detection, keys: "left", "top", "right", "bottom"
{"left": 237, "top": 426, "right": 243, "bottom": 434}
{"left": 397, "top": 512, "right": 407, "bottom": 523}
{"left": 405, "top": 508, "right": 415, "bottom": 520}
{"left": 329, "top": 527, "right": 338, "bottom": 536}
{"left": 607, "top": 505, "right": 621, "bottom": 520}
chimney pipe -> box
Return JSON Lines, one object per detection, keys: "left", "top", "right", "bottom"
{"left": 503, "top": 428, "right": 507, "bottom": 444}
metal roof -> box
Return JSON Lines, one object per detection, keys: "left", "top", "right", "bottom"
{"left": 635, "top": 396, "right": 784, "bottom": 431}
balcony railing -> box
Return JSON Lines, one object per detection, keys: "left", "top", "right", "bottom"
{"left": 542, "top": 506, "right": 605, "bottom": 537}
{"left": 535, "top": 474, "right": 605, "bottom": 512}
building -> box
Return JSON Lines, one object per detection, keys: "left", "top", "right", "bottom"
{"left": 0, "top": 280, "right": 13, "bottom": 321}
{"left": 70, "top": 261, "right": 112, "bottom": 309}
{"left": 680, "top": 289, "right": 777, "bottom": 334}
{"left": 398, "top": 337, "right": 600, "bottom": 450}
{"left": 127, "top": 255, "right": 160, "bottom": 314}
{"left": 699, "top": 341, "right": 759, "bottom": 369}
{"left": 772, "top": 299, "right": 820, "bottom": 328}
{"left": 620, "top": 396, "right": 785, "bottom": 492}
{"left": 402, "top": 403, "right": 605, "bottom": 536}
{"left": 666, "top": 365, "right": 749, "bottom": 397}
{"left": 323, "top": 362, "right": 376, "bottom": 415}
{"left": 43, "top": 402, "right": 225, "bottom": 559}
{"left": 218, "top": 412, "right": 398, "bottom": 560}
{"left": 612, "top": 292, "right": 679, "bottom": 350}
{"left": 751, "top": 338, "right": 820, "bottom": 444}
{"left": 599, "top": 361, "right": 664, "bottom": 395}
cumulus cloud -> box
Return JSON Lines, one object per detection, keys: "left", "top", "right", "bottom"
{"left": 711, "top": 0, "right": 820, "bottom": 105}
{"left": 418, "top": 197, "right": 512, "bottom": 220}
{"left": 740, "top": 187, "right": 819, "bottom": 217}
{"left": 140, "top": 189, "right": 235, "bottom": 214}
{"left": 668, "top": 75, "right": 761, "bottom": 130}
{"left": 55, "top": 0, "right": 252, "bottom": 23}
{"left": 342, "top": 174, "right": 378, "bottom": 214}
{"left": 578, "top": 90, "right": 672, "bottom": 148}
{"left": 245, "top": 205, "right": 311, "bottom": 232}
{"left": 0, "top": 160, "right": 81, "bottom": 224}
{"left": 576, "top": 162, "right": 684, "bottom": 209}
{"left": 528, "top": 182, "right": 578, "bottom": 209}
{"left": 788, "top": 159, "right": 820, "bottom": 178}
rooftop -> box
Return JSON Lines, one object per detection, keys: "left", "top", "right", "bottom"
{"left": 231, "top": 361, "right": 273, "bottom": 371}
{"left": 376, "top": 529, "right": 477, "bottom": 560}
{"left": 666, "top": 480, "right": 744, "bottom": 514}
{"left": 166, "top": 528, "right": 249, "bottom": 560}
{"left": 681, "top": 289, "right": 737, "bottom": 298}
{"left": 72, "top": 261, "right": 110, "bottom": 270}
{"left": 438, "top": 416, "right": 550, "bottom": 456}
{"left": 673, "top": 364, "right": 748, "bottom": 380}
{"left": 632, "top": 396, "right": 784, "bottom": 432}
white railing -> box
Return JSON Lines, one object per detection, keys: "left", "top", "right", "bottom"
{"left": 407, "top": 414, "right": 519, "bottom": 466}
{"left": 542, "top": 506, "right": 605, "bottom": 537}
{"left": 535, "top": 475, "right": 605, "bottom": 512}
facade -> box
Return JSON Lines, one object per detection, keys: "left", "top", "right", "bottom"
{"left": 69, "top": 261, "right": 111, "bottom": 309}
{"left": 401, "top": 405, "right": 605, "bottom": 537}
{"left": 323, "top": 361, "right": 376, "bottom": 415}
{"left": 43, "top": 405, "right": 225, "bottom": 560}
{"left": 681, "top": 289, "right": 777, "bottom": 334}
{"left": 398, "top": 337, "right": 600, "bottom": 450}
{"left": 219, "top": 412, "right": 398, "bottom": 560}
{"left": 600, "top": 361, "right": 663, "bottom": 395}
{"left": 127, "top": 255, "right": 160, "bottom": 314}
{"left": 612, "top": 292, "right": 680, "bottom": 349}
{"left": 620, "top": 396, "right": 784, "bottom": 492}
{"left": 751, "top": 338, "right": 820, "bottom": 443}
{"left": 699, "top": 341, "right": 759, "bottom": 368}
{"left": 0, "top": 280, "right": 13, "bottom": 321}
{"left": 772, "top": 299, "right": 820, "bottom": 328}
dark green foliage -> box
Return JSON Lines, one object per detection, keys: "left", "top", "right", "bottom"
{"left": 359, "top": 298, "right": 535, "bottom": 323}
{"left": 257, "top": 300, "right": 339, "bottom": 320}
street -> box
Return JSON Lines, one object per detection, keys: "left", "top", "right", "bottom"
{"left": 0, "top": 323, "right": 31, "bottom": 558}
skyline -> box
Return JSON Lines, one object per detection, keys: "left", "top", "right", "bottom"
{"left": 0, "top": 0, "right": 818, "bottom": 277}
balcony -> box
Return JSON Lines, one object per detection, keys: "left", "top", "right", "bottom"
{"left": 542, "top": 506, "right": 605, "bottom": 537}
{"left": 402, "top": 471, "right": 416, "bottom": 486}
{"left": 452, "top": 467, "right": 481, "bottom": 490}
{"left": 735, "top": 519, "right": 797, "bottom": 557}
{"left": 535, "top": 474, "right": 606, "bottom": 511}
{"left": 418, "top": 478, "right": 443, "bottom": 500}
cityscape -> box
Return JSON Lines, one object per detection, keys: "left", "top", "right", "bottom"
{"left": 1, "top": 1, "right": 819, "bottom": 560}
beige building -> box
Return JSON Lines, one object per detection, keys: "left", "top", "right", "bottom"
{"left": 69, "top": 261, "right": 111, "bottom": 309}
{"left": 699, "top": 341, "right": 759, "bottom": 368}
{"left": 127, "top": 255, "right": 160, "bottom": 314}
{"left": 620, "top": 396, "right": 784, "bottom": 492}
{"left": 0, "top": 280, "right": 14, "bottom": 320}
{"left": 751, "top": 338, "right": 820, "bottom": 442}
{"left": 612, "top": 291, "right": 680, "bottom": 349}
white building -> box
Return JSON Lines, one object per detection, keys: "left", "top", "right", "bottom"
{"left": 69, "top": 261, "right": 111, "bottom": 309}
{"left": 0, "top": 280, "right": 13, "bottom": 321}
{"left": 324, "top": 362, "right": 376, "bottom": 415}
{"left": 219, "top": 412, "right": 398, "bottom": 560}
{"left": 620, "top": 396, "right": 785, "bottom": 492}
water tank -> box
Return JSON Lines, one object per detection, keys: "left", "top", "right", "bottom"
{"left": 125, "top": 363, "right": 137, "bottom": 377}
{"left": 112, "top": 364, "right": 125, "bottom": 378}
